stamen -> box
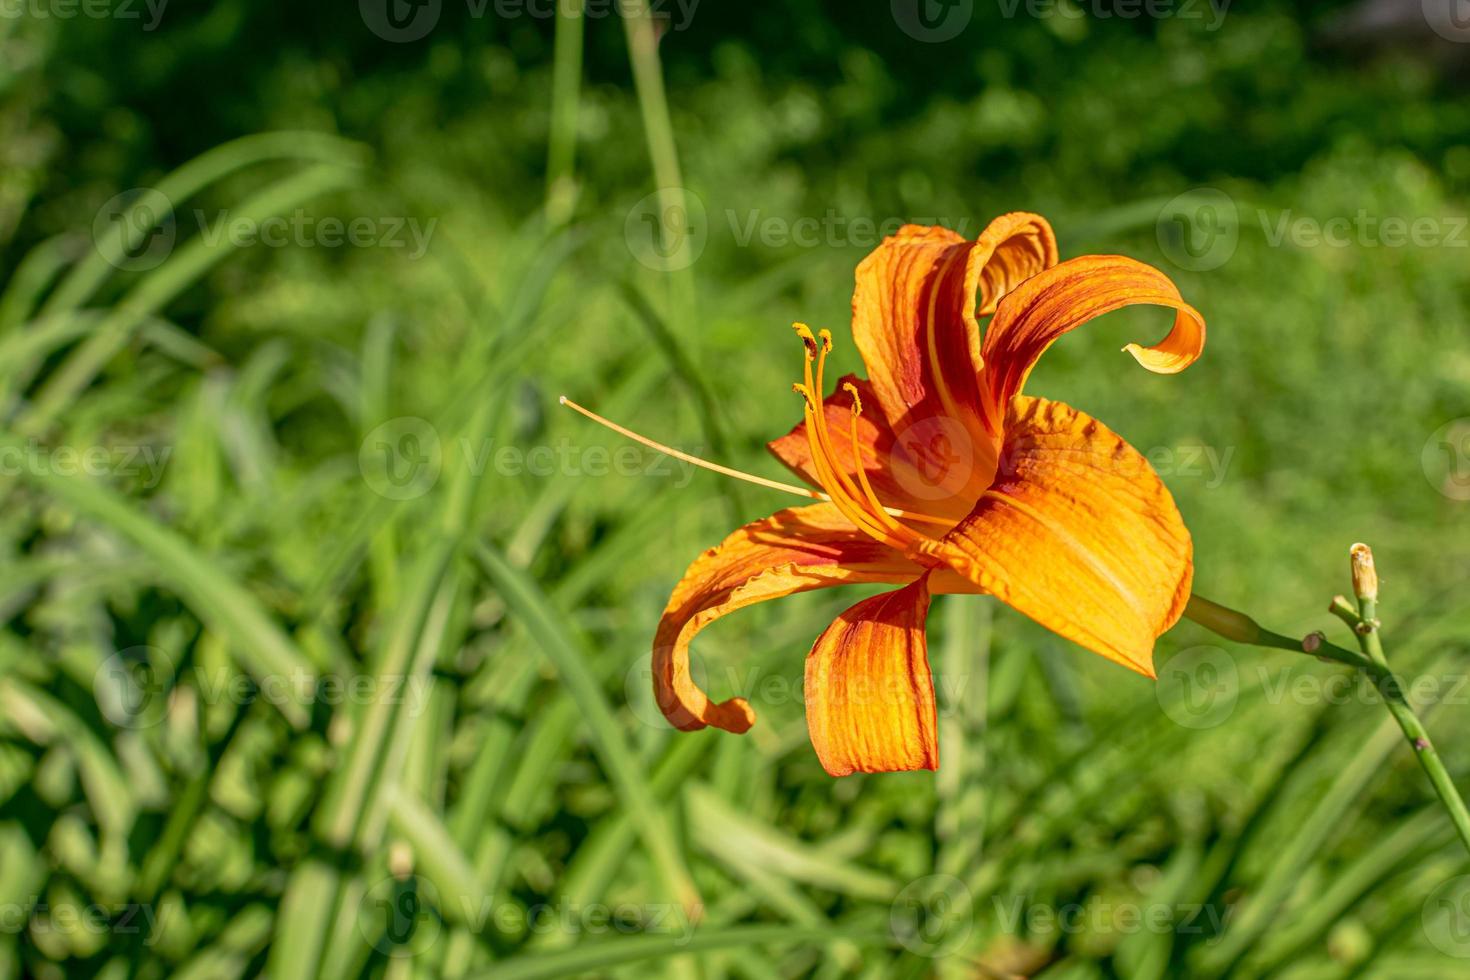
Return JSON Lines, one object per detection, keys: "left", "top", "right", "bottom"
{"left": 793, "top": 322, "right": 818, "bottom": 360}
{"left": 840, "top": 383, "right": 927, "bottom": 546}
{"left": 801, "top": 326, "right": 862, "bottom": 502}
{"left": 798, "top": 397, "right": 903, "bottom": 545}
{"left": 558, "top": 395, "right": 951, "bottom": 527}
{"left": 792, "top": 334, "right": 925, "bottom": 553}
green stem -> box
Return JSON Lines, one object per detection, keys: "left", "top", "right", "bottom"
{"left": 1183, "top": 594, "right": 1369, "bottom": 670}
{"left": 1353, "top": 596, "right": 1470, "bottom": 859}
{"left": 1184, "top": 593, "right": 1470, "bottom": 860}
{"left": 621, "top": 0, "right": 696, "bottom": 314}
{"left": 545, "top": 0, "right": 584, "bottom": 227}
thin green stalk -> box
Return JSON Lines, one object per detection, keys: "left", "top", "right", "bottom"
{"left": 1354, "top": 594, "right": 1470, "bottom": 858}
{"left": 1185, "top": 589, "right": 1470, "bottom": 860}
{"left": 546, "top": 0, "right": 585, "bottom": 227}
{"left": 621, "top": 0, "right": 696, "bottom": 312}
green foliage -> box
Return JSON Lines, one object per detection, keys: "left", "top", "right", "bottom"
{"left": 0, "top": 2, "right": 1468, "bottom": 978}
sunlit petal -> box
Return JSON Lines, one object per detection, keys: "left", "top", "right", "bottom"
{"left": 805, "top": 575, "right": 938, "bottom": 776}
{"left": 933, "top": 396, "right": 1193, "bottom": 677}
{"left": 654, "top": 504, "right": 924, "bottom": 732}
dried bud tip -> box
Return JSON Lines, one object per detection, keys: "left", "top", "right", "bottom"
{"left": 388, "top": 840, "right": 415, "bottom": 879}
{"left": 1349, "top": 543, "right": 1378, "bottom": 601}
{"left": 1302, "top": 632, "right": 1324, "bottom": 653}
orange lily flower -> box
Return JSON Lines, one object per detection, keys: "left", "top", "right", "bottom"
{"left": 567, "top": 212, "right": 1205, "bottom": 776}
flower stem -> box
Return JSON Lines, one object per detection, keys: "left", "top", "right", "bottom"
{"left": 1351, "top": 593, "right": 1470, "bottom": 859}
{"left": 1184, "top": 588, "right": 1470, "bottom": 860}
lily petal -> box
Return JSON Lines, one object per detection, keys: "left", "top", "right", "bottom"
{"left": 852, "top": 214, "right": 1058, "bottom": 433}
{"left": 934, "top": 397, "right": 1193, "bottom": 678}
{"left": 805, "top": 575, "right": 938, "bottom": 776}
{"left": 654, "top": 503, "right": 924, "bottom": 733}
{"left": 978, "top": 255, "right": 1206, "bottom": 432}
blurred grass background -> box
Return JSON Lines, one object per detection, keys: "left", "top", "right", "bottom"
{"left": 2, "top": 1, "right": 1470, "bottom": 977}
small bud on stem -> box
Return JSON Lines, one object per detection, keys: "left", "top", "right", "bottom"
{"left": 1350, "top": 542, "right": 1378, "bottom": 602}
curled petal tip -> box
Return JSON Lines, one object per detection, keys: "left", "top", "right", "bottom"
{"left": 709, "top": 697, "right": 756, "bottom": 734}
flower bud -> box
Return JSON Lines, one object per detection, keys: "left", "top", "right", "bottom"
{"left": 1349, "top": 543, "right": 1378, "bottom": 602}
{"left": 1183, "top": 594, "right": 1262, "bottom": 644}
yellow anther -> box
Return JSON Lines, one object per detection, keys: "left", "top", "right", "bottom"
{"left": 817, "top": 328, "right": 833, "bottom": 353}
{"left": 792, "top": 322, "right": 817, "bottom": 359}
{"left": 842, "top": 381, "right": 862, "bottom": 415}
{"left": 792, "top": 382, "right": 816, "bottom": 406}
